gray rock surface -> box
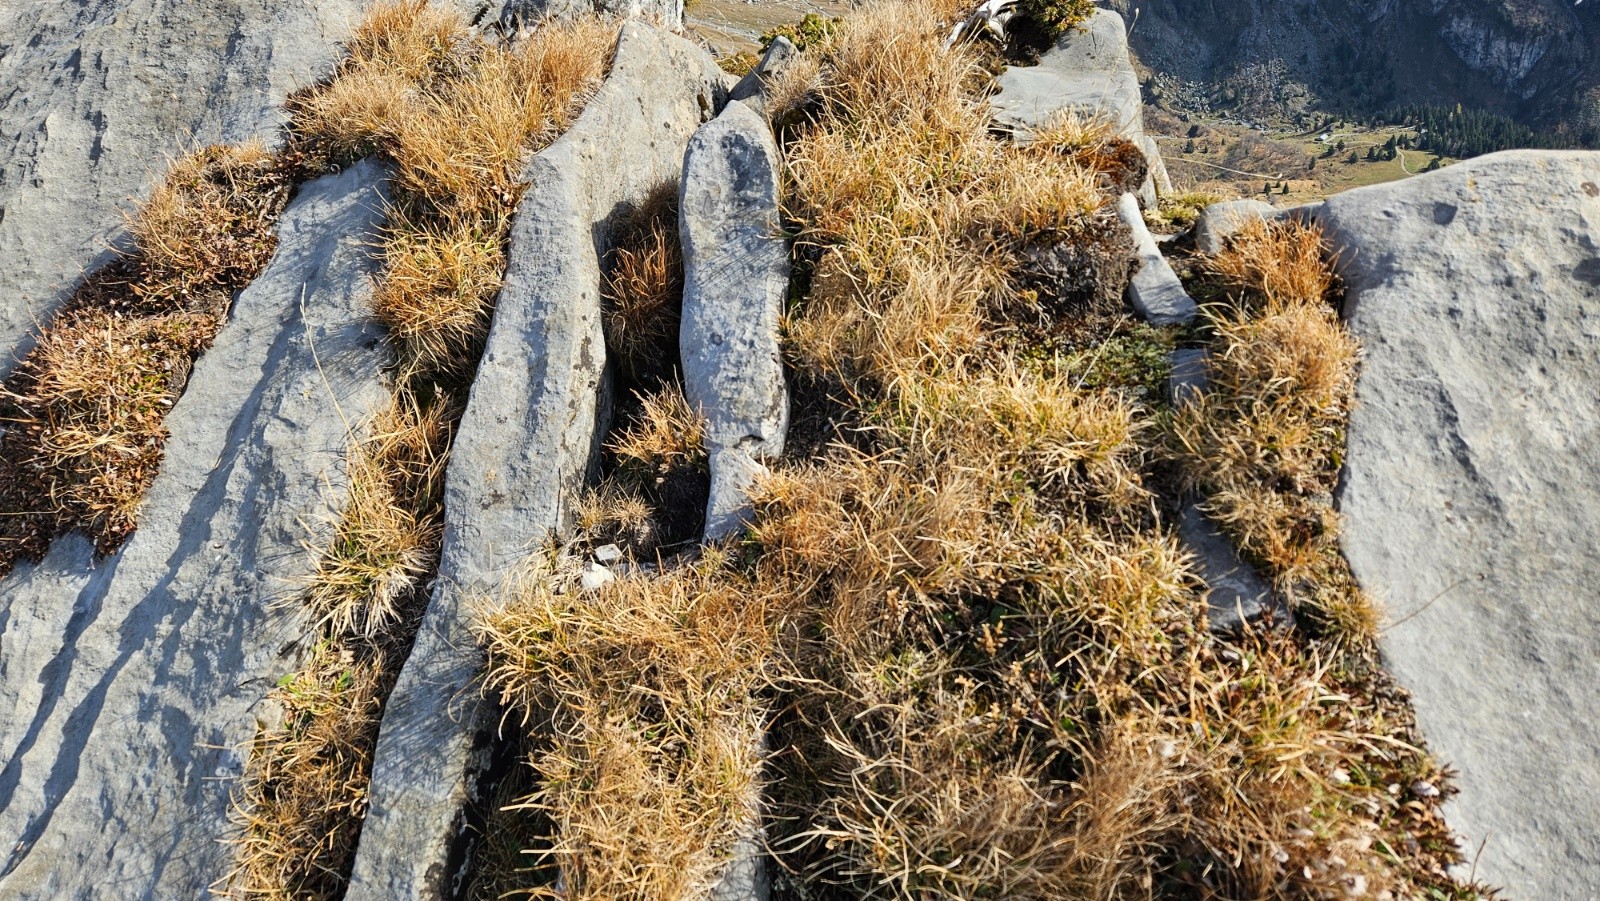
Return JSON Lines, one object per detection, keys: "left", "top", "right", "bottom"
{"left": 992, "top": 10, "right": 1161, "bottom": 205}
{"left": 500, "top": 0, "right": 684, "bottom": 29}
{"left": 1141, "top": 135, "right": 1174, "bottom": 197}
{"left": 1177, "top": 505, "right": 1282, "bottom": 635}
{"left": 0, "top": 0, "right": 375, "bottom": 380}
{"left": 680, "top": 100, "right": 789, "bottom": 541}
{"left": 1167, "top": 347, "right": 1209, "bottom": 408}
{"left": 709, "top": 838, "right": 772, "bottom": 901}
{"left": 0, "top": 161, "right": 392, "bottom": 898}
{"left": 0, "top": 536, "right": 96, "bottom": 767}
{"left": 347, "top": 23, "right": 728, "bottom": 898}
{"left": 1194, "top": 199, "right": 1278, "bottom": 255}
{"left": 1316, "top": 150, "right": 1600, "bottom": 896}
{"left": 1116, "top": 192, "right": 1197, "bottom": 326}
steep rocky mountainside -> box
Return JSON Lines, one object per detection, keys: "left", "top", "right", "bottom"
{"left": 1106, "top": 0, "right": 1600, "bottom": 136}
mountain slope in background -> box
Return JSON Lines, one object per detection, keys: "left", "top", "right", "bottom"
{"left": 1106, "top": 0, "right": 1600, "bottom": 139}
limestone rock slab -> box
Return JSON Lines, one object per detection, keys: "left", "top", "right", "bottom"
{"left": 0, "top": 0, "right": 371, "bottom": 379}
{"left": 0, "top": 161, "right": 392, "bottom": 899}
{"left": 499, "top": 0, "right": 684, "bottom": 29}
{"left": 1316, "top": 150, "right": 1600, "bottom": 897}
{"left": 1116, "top": 192, "right": 1197, "bottom": 325}
{"left": 680, "top": 100, "right": 790, "bottom": 540}
{"left": 347, "top": 23, "right": 728, "bottom": 898}
{"left": 992, "top": 10, "right": 1162, "bottom": 205}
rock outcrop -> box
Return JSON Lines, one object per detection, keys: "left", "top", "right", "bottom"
{"left": 499, "top": 0, "right": 684, "bottom": 29}
{"left": 680, "top": 100, "right": 790, "bottom": 541}
{"left": 1315, "top": 150, "right": 1600, "bottom": 896}
{"left": 347, "top": 24, "right": 728, "bottom": 897}
{"left": 1116, "top": 192, "right": 1197, "bottom": 325}
{"left": 0, "top": 161, "right": 392, "bottom": 898}
{"left": 0, "top": 0, "right": 381, "bottom": 379}
{"left": 992, "top": 9, "right": 1162, "bottom": 207}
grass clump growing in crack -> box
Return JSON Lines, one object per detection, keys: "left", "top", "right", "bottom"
{"left": 0, "top": 142, "right": 298, "bottom": 574}
{"left": 602, "top": 182, "right": 685, "bottom": 385}
{"left": 1172, "top": 219, "right": 1375, "bottom": 641}
{"left": 227, "top": 4, "right": 617, "bottom": 897}
{"left": 480, "top": 549, "right": 777, "bottom": 901}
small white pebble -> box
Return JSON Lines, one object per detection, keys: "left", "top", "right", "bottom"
{"left": 594, "top": 543, "right": 624, "bottom": 564}
{"left": 1410, "top": 780, "right": 1440, "bottom": 798}
{"left": 580, "top": 562, "right": 614, "bottom": 592}
{"left": 1331, "top": 767, "right": 1351, "bottom": 784}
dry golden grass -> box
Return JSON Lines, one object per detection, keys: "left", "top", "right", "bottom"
{"left": 602, "top": 182, "right": 684, "bottom": 380}
{"left": 483, "top": 5, "right": 1480, "bottom": 900}
{"left": 371, "top": 211, "right": 507, "bottom": 375}
{"left": 344, "top": 0, "right": 472, "bottom": 84}
{"left": 1208, "top": 217, "right": 1337, "bottom": 311}
{"left": 480, "top": 550, "right": 777, "bottom": 901}
{"left": 131, "top": 141, "right": 292, "bottom": 307}
{"left": 609, "top": 385, "right": 707, "bottom": 474}
{"left": 0, "top": 143, "right": 297, "bottom": 574}
{"left": 305, "top": 400, "right": 451, "bottom": 640}
{"left": 226, "top": 652, "right": 392, "bottom": 900}
{"left": 1174, "top": 219, "right": 1375, "bottom": 640}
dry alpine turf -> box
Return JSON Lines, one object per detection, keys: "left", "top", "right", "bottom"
{"left": 479, "top": 2, "right": 1490, "bottom": 899}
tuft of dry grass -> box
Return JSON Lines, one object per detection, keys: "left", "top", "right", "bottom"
{"left": 609, "top": 385, "right": 706, "bottom": 474}
{"left": 371, "top": 211, "right": 507, "bottom": 375}
{"left": 480, "top": 550, "right": 778, "bottom": 901}
{"left": 602, "top": 182, "right": 684, "bottom": 382}
{"left": 1173, "top": 219, "right": 1374, "bottom": 640}
{"left": 304, "top": 400, "right": 451, "bottom": 640}
{"left": 0, "top": 143, "right": 297, "bottom": 574}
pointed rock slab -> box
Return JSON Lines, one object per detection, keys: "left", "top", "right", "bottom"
{"left": 1177, "top": 505, "right": 1284, "bottom": 635}
{"left": 681, "top": 100, "right": 790, "bottom": 541}
{"left": 1315, "top": 150, "right": 1600, "bottom": 896}
{"left": 991, "top": 10, "right": 1162, "bottom": 204}
{"left": 0, "top": 0, "right": 377, "bottom": 379}
{"left": 1116, "top": 192, "right": 1197, "bottom": 326}
{"left": 0, "top": 161, "right": 392, "bottom": 899}
{"left": 347, "top": 24, "right": 728, "bottom": 897}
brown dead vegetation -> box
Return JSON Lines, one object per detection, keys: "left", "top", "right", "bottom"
{"left": 481, "top": 3, "right": 1485, "bottom": 899}
{"left": 1173, "top": 219, "right": 1377, "bottom": 641}
{"left": 0, "top": 143, "right": 298, "bottom": 574}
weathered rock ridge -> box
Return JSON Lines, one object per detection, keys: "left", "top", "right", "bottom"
{"left": 1316, "top": 150, "right": 1600, "bottom": 896}
{"left": 348, "top": 23, "right": 728, "bottom": 897}
{"left": 0, "top": 160, "right": 392, "bottom": 899}
{"left": 680, "top": 99, "right": 790, "bottom": 541}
